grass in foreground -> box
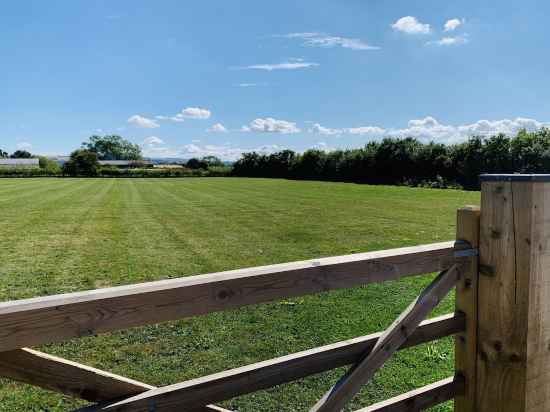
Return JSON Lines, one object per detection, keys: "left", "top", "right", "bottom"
{"left": 0, "top": 178, "right": 479, "bottom": 411}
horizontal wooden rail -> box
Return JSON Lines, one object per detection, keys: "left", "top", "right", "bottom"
{"left": 0, "top": 349, "right": 228, "bottom": 412}
{"left": 0, "top": 241, "right": 458, "bottom": 352}
{"left": 356, "top": 376, "right": 464, "bottom": 412}
{"left": 79, "top": 313, "right": 463, "bottom": 412}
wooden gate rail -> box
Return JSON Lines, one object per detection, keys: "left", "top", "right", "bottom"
{"left": 0, "top": 241, "right": 457, "bottom": 352}
{"left": 0, "top": 224, "right": 478, "bottom": 410}
{"left": 356, "top": 376, "right": 464, "bottom": 412}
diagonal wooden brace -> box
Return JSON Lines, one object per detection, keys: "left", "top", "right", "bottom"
{"left": 309, "top": 264, "right": 460, "bottom": 412}
{"left": 0, "top": 348, "right": 230, "bottom": 412}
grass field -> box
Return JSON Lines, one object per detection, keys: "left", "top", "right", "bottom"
{"left": 0, "top": 178, "right": 479, "bottom": 411}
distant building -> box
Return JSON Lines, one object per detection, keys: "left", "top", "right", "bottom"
{"left": 0, "top": 158, "right": 39, "bottom": 168}
{"left": 46, "top": 158, "right": 153, "bottom": 168}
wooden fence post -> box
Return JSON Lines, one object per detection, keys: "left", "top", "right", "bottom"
{"left": 454, "top": 206, "right": 480, "bottom": 412}
{"left": 476, "top": 174, "right": 550, "bottom": 411}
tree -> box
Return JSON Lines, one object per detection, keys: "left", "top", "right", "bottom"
{"left": 10, "top": 150, "right": 33, "bottom": 159}
{"left": 0, "top": 149, "right": 7, "bottom": 158}
{"left": 82, "top": 135, "right": 142, "bottom": 160}
{"left": 62, "top": 150, "right": 100, "bottom": 176}
{"left": 186, "top": 158, "right": 208, "bottom": 169}
{"left": 39, "top": 157, "right": 61, "bottom": 174}
{"left": 202, "top": 156, "right": 224, "bottom": 167}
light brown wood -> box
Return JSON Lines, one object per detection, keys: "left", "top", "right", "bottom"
{"left": 477, "top": 179, "right": 550, "bottom": 411}
{"left": 310, "top": 265, "right": 460, "bottom": 412}
{"left": 0, "top": 348, "right": 153, "bottom": 402}
{"left": 74, "top": 313, "right": 463, "bottom": 412}
{"left": 0, "top": 242, "right": 458, "bottom": 352}
{"left": 0, "top": 348, "right": 225, "bottom": 412}
{"left": 356, "top": 376, "right": 464, "bottom": 411}
{"left": 454, "top": 206, "right": 480, "bottom": 412}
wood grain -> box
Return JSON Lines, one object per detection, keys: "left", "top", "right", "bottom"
{"left": 476, "top": 179, "right": 550, "bottom": 411}
{"left": 454, "top": 206, "right": 480, "bottom": 412}
{"left": 355, "top": 376, "right": 464, "bottom": 412}
{"left": 0, "top": 348, "right": 227, "bottom": 412}
{"left": 72, "top": 313, "right": 463, "bottom": 412}
{"left": 477, "top": 181, "right": 531, "bottom": 411}
{"left": 309, "top": 265, "right": 460, "bottom": 412}
{"left": 0, "top": 242, "right": 457, "bottom": 352}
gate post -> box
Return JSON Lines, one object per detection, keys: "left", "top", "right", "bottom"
{"left": 455, "top": 206, "right": 480, "bottom": 412}
{"left": 475, "top": 174, "right": 550, "bottom": 411}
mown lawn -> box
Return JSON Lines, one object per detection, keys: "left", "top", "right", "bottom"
{"left": 0, "top": 178, "right": 479, "bottom": 411}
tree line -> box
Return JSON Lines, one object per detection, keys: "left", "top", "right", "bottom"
{"left": 232, "top": 128, "right": 550, "bottom": 190}
{"left": 6, "top": 129, "right": 550, "bottom": 186}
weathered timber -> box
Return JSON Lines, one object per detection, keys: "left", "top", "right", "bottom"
{"left": 0, "top": 242, "right": 458, "bottom": 352}
{"left": 356, "top": 376, "right": 464, "bottom": 411}
{"left": 0, "top": 348, "right": 226, "bottom": 412}
{"left": 477, "top": 176, "right": 550, "bottom": 411}
{"left": 454, "top": 206, "right": 480, "bottom": 412}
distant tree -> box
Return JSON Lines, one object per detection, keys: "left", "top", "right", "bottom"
{"left": 186, "top": 158, "right": 208, "bottom": 169}
{"left": 202, "top": 156, "right": 224, "bottom": 167}
{"left": 232, "top": 152, "right": 264, "bottom": 177}
{"left": 10, "top": 150, "right": 33, "bottom": 159}
{"left": 82, "top": 135, "right": 142, "bottom": 160}
{"left": 0, "top": 149, "right": 7, "bottom": 158}
{"left": 291, "top": 150, "right": 327, "bottom": 179}
{"left": 39, "top": 157, "right": 61, "bottom": 174}
{"left": 62, "top": 150, "right": 100, "bottom": 176}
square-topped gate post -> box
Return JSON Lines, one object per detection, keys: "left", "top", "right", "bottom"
{"left": 472, "top": 174, "right": 550, "bottom": 412}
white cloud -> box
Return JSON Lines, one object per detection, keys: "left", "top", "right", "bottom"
{"left": 242, "top": 118, "right": 300, "bottom": 134}
{"left": 428, "top": 34, "right": 469, "bottom": 46}
{"left": 142, "top": 136, "right": 164, "bottom": 146}
{"left": 171, "top": 114, "right": 186, "bottom": 122}
{"left": 457, "top": 118, "right": 545, "bottom": 136}
{"left": 156, "top": 114, "right": 185, "bottom": 123}
{"left": 309, "top": 124, "right": 386, "bottom": 136}
{"left": 207, "top": 123, "right": 228, "bottom": 133}
{"left": 128, "top": 115, "right": 160, "bottom": 129}
{"left": 181, "top": 107, "right": 211, "bottom": 120}
{"left": 241, "top": 61, "right": 319, "bottom": 71}
{"left": 309, "top": 116, "right": 549, "bottom": 143}
{"left": 16, "top": 142, "right": 32, "bottom": 150}
{"left": 235, "top": 83, "right": 267, "bottom": 87}
{"left": 142, "top": 146, "right": 181, "bottom": 158}
{"left": 312, "top": 141, "right": 335, "bottom": 151}
{"left": 444, "top": 18, "right": 464, "bottom": 32}
{"left": 310, "top": 123, "right": 343, "bottom": 135}
{"left": 346, "top": 126, "right": 387, "bottom": 136}
{"left": 180, "top": 144, "right": 243, "bottom": 161}
{"left": 282, "top": 33, "right": 380, "bottom": 51}
{"left": 390, "top": 116, "right": 548, "bottom": 143}
{"left": 155, "top": 107, "right": 211, "bottom": 122}
{"left": 391, "top": 16, "right": 431, "bottom": 34}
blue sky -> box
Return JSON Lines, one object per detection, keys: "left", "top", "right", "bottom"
{"left": 2, "top": 0, "right": 550, "bottom": 159}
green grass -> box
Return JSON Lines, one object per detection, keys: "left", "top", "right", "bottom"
{"left": 0, "top": 178, "right": 480, "bottom": 411}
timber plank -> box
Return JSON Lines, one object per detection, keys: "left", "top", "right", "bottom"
{"left": 355, "top": 376, "right": 463, "bottom": 412}
{"left": 0, "top": 348, "right": 226, "bottom": 412}
{"left": 454, "top": 206, "right": 480, "bottom": 412}
{"left": 0, "top": 242, "right": 457, "bottom": 352}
